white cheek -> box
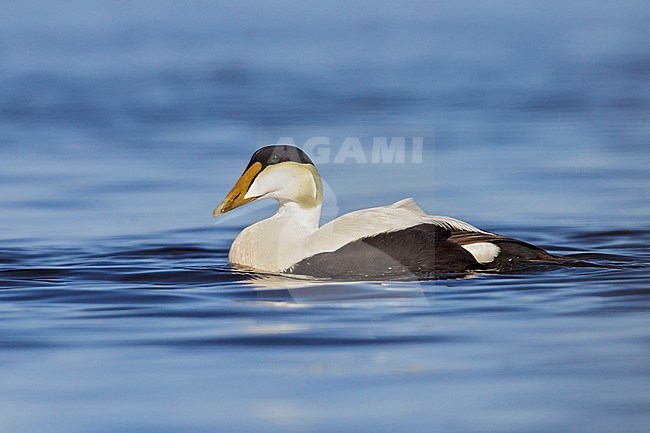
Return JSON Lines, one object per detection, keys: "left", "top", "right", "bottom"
{"left": 244, "top": 162, "right": 317, "bottom": 204}
{"left": 245, "top": 176, "right": 269, "bottom": 199}
{"left": 245, "top": 167, "right": 291, "bottom": 199}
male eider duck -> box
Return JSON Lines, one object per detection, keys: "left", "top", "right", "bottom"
{"left": 213, "top": 145, "right": 570, "bottom": 279}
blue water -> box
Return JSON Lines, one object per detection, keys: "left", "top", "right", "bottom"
{"left": 1, "top": 1, "right": 650, "bottom": 432}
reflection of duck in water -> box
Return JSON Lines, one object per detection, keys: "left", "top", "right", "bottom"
{"left": 213, "top": 145, "right": 570, "bottom": 279}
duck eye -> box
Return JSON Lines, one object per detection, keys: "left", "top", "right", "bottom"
{"left": 269, "top": 154, "right": 280, "bottom": 163}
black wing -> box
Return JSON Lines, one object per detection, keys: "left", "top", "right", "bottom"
{"left": 288, "top": 224, "right": 482, "bottom": 279}
{"left": 448, "top": 230, "right": 567, "bottom": 270}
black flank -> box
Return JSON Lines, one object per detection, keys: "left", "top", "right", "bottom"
{"left": 289, "top": 224, "right": 483, "bottom": 279}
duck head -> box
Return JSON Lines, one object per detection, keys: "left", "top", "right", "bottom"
{"left": 213, "top": 145, "right": 323, "bottom": 216}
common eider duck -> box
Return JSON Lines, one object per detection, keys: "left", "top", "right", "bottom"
{"left": 213, "top": 145, "right": 570, "bottom": 279}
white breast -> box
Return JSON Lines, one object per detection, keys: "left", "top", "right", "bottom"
{"left": 229, "top": 202, "right": 322, "bottom": 272}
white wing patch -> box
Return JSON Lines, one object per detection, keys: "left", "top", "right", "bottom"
{"left": 390, "top": 198, "right": 483, "bottom": 233}
{"left": 461, "top": 242, "right": 501, "bottom": 264}
{"left": 390, "top": 197, "right": 427, "bottom": 214}
{"left": 423, "top": 215, "right": 484, "bottom": 233}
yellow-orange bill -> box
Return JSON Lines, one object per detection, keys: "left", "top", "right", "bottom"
{"left": 212, "top": 162, "right": 262, "bottom": 216}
